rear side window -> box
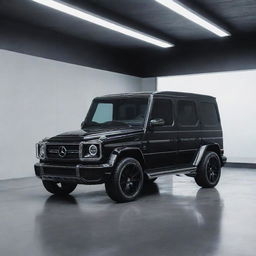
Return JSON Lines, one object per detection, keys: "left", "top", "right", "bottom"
{"left": 151, "top": 99, "right": 173, "bottom": 125}
{"left": 177, "top": 100, "right": 198, "bottom": 126}
{"left": 200, "top": 102, "right": 219, "bottom": 126}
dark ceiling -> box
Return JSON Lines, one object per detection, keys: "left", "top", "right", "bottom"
{"left": 0, "top": 0, "right": 256, "bottom": 76}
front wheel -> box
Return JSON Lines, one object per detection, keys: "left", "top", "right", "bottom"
{"left": 42, "top": 180, "right": 77, "bottom": 195}
{"left": 195, "top": 151, "right": 221, "bottom": 188}
{"left": 105, "top": 158, "right": 144, "bottom": 203}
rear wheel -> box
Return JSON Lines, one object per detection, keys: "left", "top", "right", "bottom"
{"left": 42, "top": 181, "right": 77, "bottom": 195}
{"left": 195, "top": 151, "right": 221, "bottom": 188}
{"left": 105, "top": 158, "right": 144, "bottom": 203}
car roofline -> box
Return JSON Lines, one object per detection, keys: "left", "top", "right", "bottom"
{"left": 95, "top": 91, "right": 215, "bottom": 100}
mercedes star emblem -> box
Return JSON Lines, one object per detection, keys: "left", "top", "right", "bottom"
{"left": 58, "top": 146, "right": 67, "bottom": 158}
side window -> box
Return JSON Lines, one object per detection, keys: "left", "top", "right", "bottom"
{"left": 177, "top": 100, "right": 198, "bottom": 126}
{"left": 150, "top": 99, "right": 173, "bottom": 125}
{"left": 92, "top": 103, "right": 113, "bottom": 123}
{"left": 116, "top": 101, "right": 147, "bottom": 122}
{"left": 200, "top": 102, "right": 219, "bottom": 126}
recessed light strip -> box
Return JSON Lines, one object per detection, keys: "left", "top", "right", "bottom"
{"left": 155, "top": 0, "right": 230, "bottom": 37}
{"left": 31, "top": 0, "right": 174, "bottom": 48}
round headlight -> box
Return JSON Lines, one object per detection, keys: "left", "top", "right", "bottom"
{"left": 39, "top": 144, "right": 46, "bottom": 159}
{"left": 89, "top": 144, "right": 98, "bottom": 156}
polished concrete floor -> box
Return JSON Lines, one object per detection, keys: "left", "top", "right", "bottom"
{"left": 0, "top": 167, "right": 256, "bottom": 256}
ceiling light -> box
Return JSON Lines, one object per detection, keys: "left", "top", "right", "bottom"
{"left": 155, "top": 0, "right": 230, "bottom": 37}
{"left": 31, "top": 0, "right": 174, "bottom": 48}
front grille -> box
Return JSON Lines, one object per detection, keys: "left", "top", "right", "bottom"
{"left": 46, "top": 143, "right": 79, "bottom": 160}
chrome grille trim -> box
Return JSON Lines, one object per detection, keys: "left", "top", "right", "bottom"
{"left": 48, "top": 149, "right": 79, "bottom": 154}
{"left": 45, "top": 143, "right": 80, "bottom": 159}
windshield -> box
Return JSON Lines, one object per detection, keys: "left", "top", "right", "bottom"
{"left": 84, "top": 97, "right": 149, "bottom": 128}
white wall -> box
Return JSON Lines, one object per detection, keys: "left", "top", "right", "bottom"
{"left": 158, "top": 70, "right": 256, "bottom": 163}
{"left": 141, "top": 77, "right": 157, "bottom": 92}
{"left": 0, "top": 49, "right": 143, "bottom": 180}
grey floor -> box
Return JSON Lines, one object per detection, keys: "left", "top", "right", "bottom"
{"left": 0, "top": 168, "right": 256, "bottom": 256}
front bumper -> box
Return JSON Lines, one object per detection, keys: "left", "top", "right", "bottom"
{"left": 34, "top": 162, "right": 112, "bottom": 184}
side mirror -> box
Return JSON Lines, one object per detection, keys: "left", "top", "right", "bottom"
{"left": 150, "top": 118, "right": 165, "bottom": 127}
{"left": 81, "top": 121, "right": 85, "bottom": 128}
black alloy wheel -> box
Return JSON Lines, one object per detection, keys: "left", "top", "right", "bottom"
{"left": 195, "top": 151, "right": 221, "bottom": 188}
{"left": 206, "top": 156, "right": 220, "bottom": 183}
{"left": 105, "top": 158, "right": 144, "bottom": 203}
{"left": 119, "top": 163, "right": 142, "bottom": 196}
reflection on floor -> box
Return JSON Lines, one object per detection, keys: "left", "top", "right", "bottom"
{"left": 0, "top": 168, "right": 256, "bottom": 256}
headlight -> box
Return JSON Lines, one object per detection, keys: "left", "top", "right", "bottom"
{"left": 79, "top": 141, "right": 101, "bottom": 161}
{"left": 36, "top": 142, "right": 46, "bottom": 159}
{"left": 89, "top": 144, "right": 98, "bottom": 156}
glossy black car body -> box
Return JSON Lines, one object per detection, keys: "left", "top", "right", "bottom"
{"left": 35, "top": 91, "right": 226, "bottom": 201}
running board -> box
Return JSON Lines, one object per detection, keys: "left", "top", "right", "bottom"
{"left": 146, "top": 166, "right": 197, "bottom": 178}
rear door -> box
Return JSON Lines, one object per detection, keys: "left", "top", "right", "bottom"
{"left": 199, "top": 100, "right": 223, "bottom": 149}
{"left": 176, "top": 99, "right": 201, "bottom": 164}
{"left": 144, "top": 97, "right": 178, "bottom": 169}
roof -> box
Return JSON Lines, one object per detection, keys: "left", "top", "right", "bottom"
{"left": 3, "top": 0, "right": 255, "bottom": 48}
{"left": 98, "top": 91, "right": 215, "bottom": 99}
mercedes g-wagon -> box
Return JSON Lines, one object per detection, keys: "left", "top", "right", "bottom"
{"left": 35, "top": 91, "right": 226, "bottom": 202}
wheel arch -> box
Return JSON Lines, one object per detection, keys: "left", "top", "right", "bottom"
{"left": 110, "top": 147, "right": 146, "bottom": 170}
{"left": 193, "top": 144, "right": 223, "bottom": 167}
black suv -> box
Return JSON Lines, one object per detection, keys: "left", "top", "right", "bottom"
{"left": 35, "top": 91, "right": 226, "bottom": 202}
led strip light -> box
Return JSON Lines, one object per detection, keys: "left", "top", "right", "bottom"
{"left": 32, "top": 0, "right": 174, "bottom": 48}
{"left": 155, "top": 0, "right": 230, "bottom": 37}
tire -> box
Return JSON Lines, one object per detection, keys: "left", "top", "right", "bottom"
{"left": 195, "top": 151, "right": 221, "bottom": 188}
{"left": 42, "top": 180, "right": 77, "bottom": 195}
{"left": 105, "top": 158, "right": 144, "bottom": 203}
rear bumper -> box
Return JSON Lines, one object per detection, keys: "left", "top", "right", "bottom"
{"left": 221, "top": 155, "right": 227, "bottom": 166}
{"left": 34, "top": 162, "right": 112, "bottom": 184}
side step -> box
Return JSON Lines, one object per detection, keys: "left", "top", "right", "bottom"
{"left": 145, "top": 165, "right": 197, "bottom": 178}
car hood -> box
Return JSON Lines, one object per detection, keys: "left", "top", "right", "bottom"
{"left": 47, "top": 127, "right": 144, "bottom": 142}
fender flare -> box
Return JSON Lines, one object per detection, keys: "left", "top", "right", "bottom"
{"left": 193, "top": 144, "right": 224, "bottom": 167}
{"left": 108, "top": 147, "right": 145, "bottom": 168}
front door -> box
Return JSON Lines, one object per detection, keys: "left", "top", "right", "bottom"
{"left": 143, "top": 97, "right": 178, "bottom": 169}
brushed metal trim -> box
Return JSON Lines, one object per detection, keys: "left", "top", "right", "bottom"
{"left": 193, "top": 145, "right": 207, "bottom": 166}
{"left": 148, "top": 167, "right": 197, "bottom": 177}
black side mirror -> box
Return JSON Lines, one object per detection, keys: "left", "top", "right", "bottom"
{"left": 150, "top": 118, "right": 165, "bottom": 127}
{"left": 81, "top": 121, "right": 85, "bottom": 128}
